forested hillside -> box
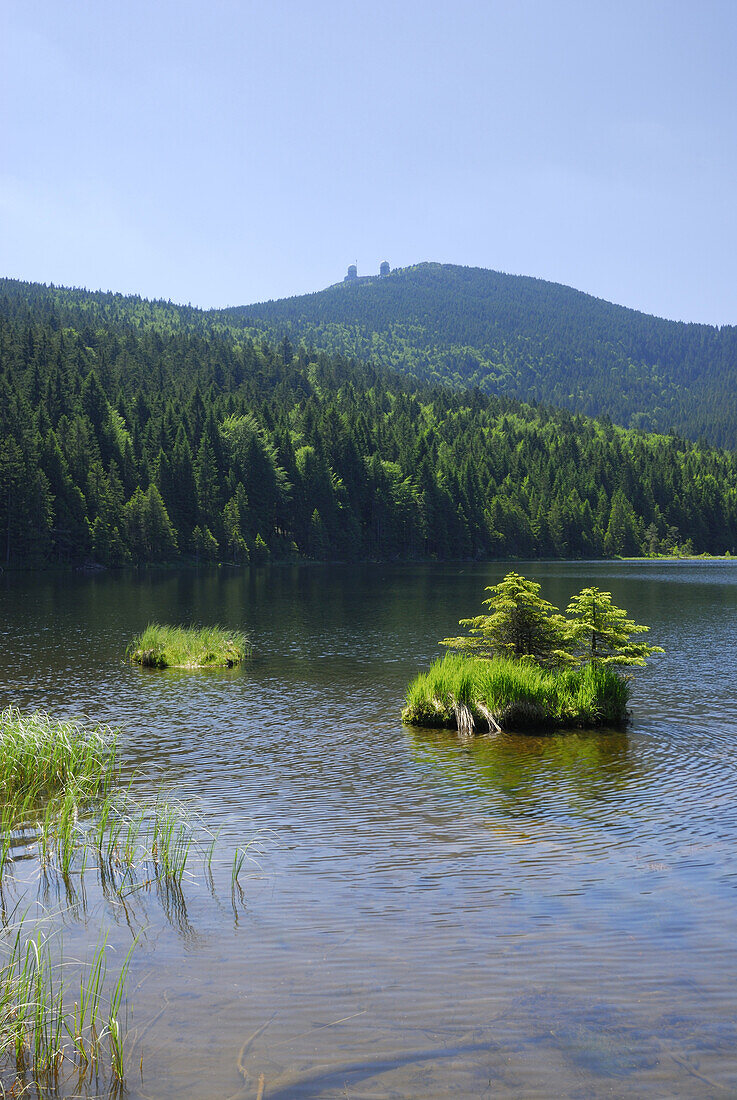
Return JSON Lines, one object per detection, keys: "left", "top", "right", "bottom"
{"left": 4, "top": 264, "right": 737, "bottom": 449}
{"left": 227, "top": 263, "right": 737, "bottom": 448}
{"left": 1, "top": 280, "right": 737, "bottom": 568}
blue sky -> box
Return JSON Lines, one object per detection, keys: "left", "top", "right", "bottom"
{"left": 2, "top": 0, "right": 736, "bottom": 323}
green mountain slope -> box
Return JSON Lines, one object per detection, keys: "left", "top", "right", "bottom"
{"left": 1, "top": 277, "right": 737, "bottom": 568}
{"left": 223, "top": 263, "right": 737, "bottom": 447}
{"left": 2, "top": 266, "right": 734, "bottom": 446}
{"left": 4, "top": 263, "right": 736, "bottom": 447}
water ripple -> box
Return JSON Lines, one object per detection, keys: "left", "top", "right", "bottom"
{"left": 1, "top": 562, "right": 737, "bottom": 1097}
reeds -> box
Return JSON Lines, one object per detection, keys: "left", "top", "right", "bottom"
{"left": 0, "top": 708, "right": 118, "bottom": 811}
{"left": 2, "top": 783, "right": 249, "bottom": 921}
{"left": 0, "top": 919, "right": 135, "bottom": 1091}
{"left": 402, "top": 653, "right": 629, "bottom": 733}
{"left": 127, "top": 623, "right": 251, "bottom": 668}
{"left": 0, "top": 706, "right": 256, "bottom": 1092}
{"left": 0, "top": 786, "right": 254, "bottom": 1091}
{"left": 0, "top": 709, "right": 118, "bottom": 890}
{"left": 0, "top": 710, "right": 251, "bottom": 904}
{"left": 152, "top": 800, "right": 193, "bottom": 882}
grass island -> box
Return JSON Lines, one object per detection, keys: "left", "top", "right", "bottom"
{"left": 403, "top": 653, "right": 629, "bottom": 734}
{"left": 403, "top": 573, "right": 662, "bottom": 735}
{"left": 127, "top": 623, "right": 250, "bottom": 668}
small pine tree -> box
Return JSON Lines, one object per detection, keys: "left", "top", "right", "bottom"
{"left": 91, "top": 516, "right": 129, "bottom": 566}
{"left": 441, "top": 572, "right": 571, "bottom": 666}
{"left": 192, "top": 524, "right": 219, "bottom": 563}
{"left": 604, "top": 490, "right": 640, "bottom": 556}
{"left": 308, "top": 508, "right": 326, "bottom": 558}
{"left": 251, "top": 532, "right": 270, "bottom": 564}
{"left": 565, "top": 587, "right": 663, "bottom": 667}
{"left": 223, "top": 494, "right": 249, "bottom": 562}
{"left": 143, "top": 485, "right": 178, "bottom": 561}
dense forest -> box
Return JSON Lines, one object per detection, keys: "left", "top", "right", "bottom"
{"left": 1, "top": 279, "right": 737, "bottom": 568}
{"left": 229, "top": 263, "right": 737, "bottom": 448}
{"left": 4, "top": 264, "right": 737, "bottom": 449}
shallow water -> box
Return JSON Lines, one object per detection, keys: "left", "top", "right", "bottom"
{"left": 1, "top": 560, "right": 736, "bottom": 1097}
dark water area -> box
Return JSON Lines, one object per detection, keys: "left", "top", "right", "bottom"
{"left": 1, "top": 560, "right": 736, "bottom": 1097}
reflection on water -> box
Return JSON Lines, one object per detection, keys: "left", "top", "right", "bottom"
{"left": 1, "top": 561, "right": 737, "bottom": 1096}
{"left": 409, "top": 725, "right": 635, "bottom": 814}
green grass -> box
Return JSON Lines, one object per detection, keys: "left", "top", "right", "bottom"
{"left": 0, "top": 706, "right": 256, "bottom": 1093}
{"left": 402, "top": 653, "right": 629, "bottom": 733}
{"left": 0, "top": 919, "right": 135, "bottom": 1091}
{"left": 0, "top": 708, "right": 118, "bottom": 813}
{"left": 0, "top": 707, "right": 249, "bottom": 902}
{"left": 127, "top": 622, "right": 251, "bottom": 668}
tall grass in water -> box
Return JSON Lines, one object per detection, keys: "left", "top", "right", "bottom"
{"left": 403, "top": 653, "right": 629, "bottom": 733}
{"left": 152, "top": 800, "right": 193, "bottom": 883}
{"left": 0, "top": 709, "right": 251, "bottom": 903}
{"left": 0, "top": 708, "right": 206, "bottom": 897}
{"left": 127, "top": 623, "right": 250, "bottom": 668}
{"left": 0, "top": 709, "right": 118, "bottom": 885}
{"left": 0, "top": 708, "right": 255, "bottom": 1093}
{"left": 0, "top": 708, "right": 117, "bottom": 810}
{"left": 0, "top": 920, "right": 135, "bottom": 1091}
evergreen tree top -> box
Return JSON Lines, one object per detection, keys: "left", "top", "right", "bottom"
{"left": 565, "top": 586, "right": 664, "bottom": 667}
{"left": 442, "top": 574, "right": 663, "bottom": 671}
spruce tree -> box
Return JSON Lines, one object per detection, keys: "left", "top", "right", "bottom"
{"left": 441, "top": 572, "right": 571, "bottom": 666}
{"left": 565, "top": 587, "right": 663, "bottom": 667}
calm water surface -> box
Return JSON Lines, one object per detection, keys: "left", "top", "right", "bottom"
{"left": 1, "top": 561, "right": 736, "bottom": 1098}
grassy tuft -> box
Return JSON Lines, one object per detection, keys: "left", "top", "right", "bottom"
{"left": 402, "top": 653, "right": 629, "bottom": 733}
{"left": 0, "top": 708, "right": 118, "bottom": 812}
{"left": 0, "top": 706, "right": 256, "bottom": 1094}
{"left": 0, "top": 920, "right": 135, "bottom": 1091}
{"left": 127, "top": 623, "right": 251, "bottom": 668}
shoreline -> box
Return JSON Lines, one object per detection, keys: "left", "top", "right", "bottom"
{"left": 1, "top": 553, "right": 733, "bottom": 577}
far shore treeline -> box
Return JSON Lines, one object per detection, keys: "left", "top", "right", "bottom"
{"left": 2, "top": 279, "right": 737, "bottom": 567}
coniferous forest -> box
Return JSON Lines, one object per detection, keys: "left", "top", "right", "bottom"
{"left": 229, "top": 263, "right": 737, "bottom": 448}
{"left": 2, "top": 276, "right": 737, "bottom": 568}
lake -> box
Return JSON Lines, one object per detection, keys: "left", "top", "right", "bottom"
{"left": 1, "top": 560, "right": 736, "bottom": 1098}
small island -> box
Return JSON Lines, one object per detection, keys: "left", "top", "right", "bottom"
{"left": 403, "top": 573, "right": 662, "bottom": 735}
{"left": 127, "top": 623, "right": 251, "bottom": 669}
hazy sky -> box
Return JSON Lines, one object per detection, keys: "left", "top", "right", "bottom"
{"left": 2, "top": 0, "right": 736, "bottom": 323}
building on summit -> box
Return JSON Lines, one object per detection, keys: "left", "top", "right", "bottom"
{"left": 345, "top": 261, "right": 390, "bottom": 281}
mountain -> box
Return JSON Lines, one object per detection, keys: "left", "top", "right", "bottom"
{"left": 221, "top": 263, "right": 737, "bottom": 448}
{"left": 4, "top": 264, "right": 735, "bottom": 446}
{"left": 1, "top": 276, "right": 737, "bottom": 568}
